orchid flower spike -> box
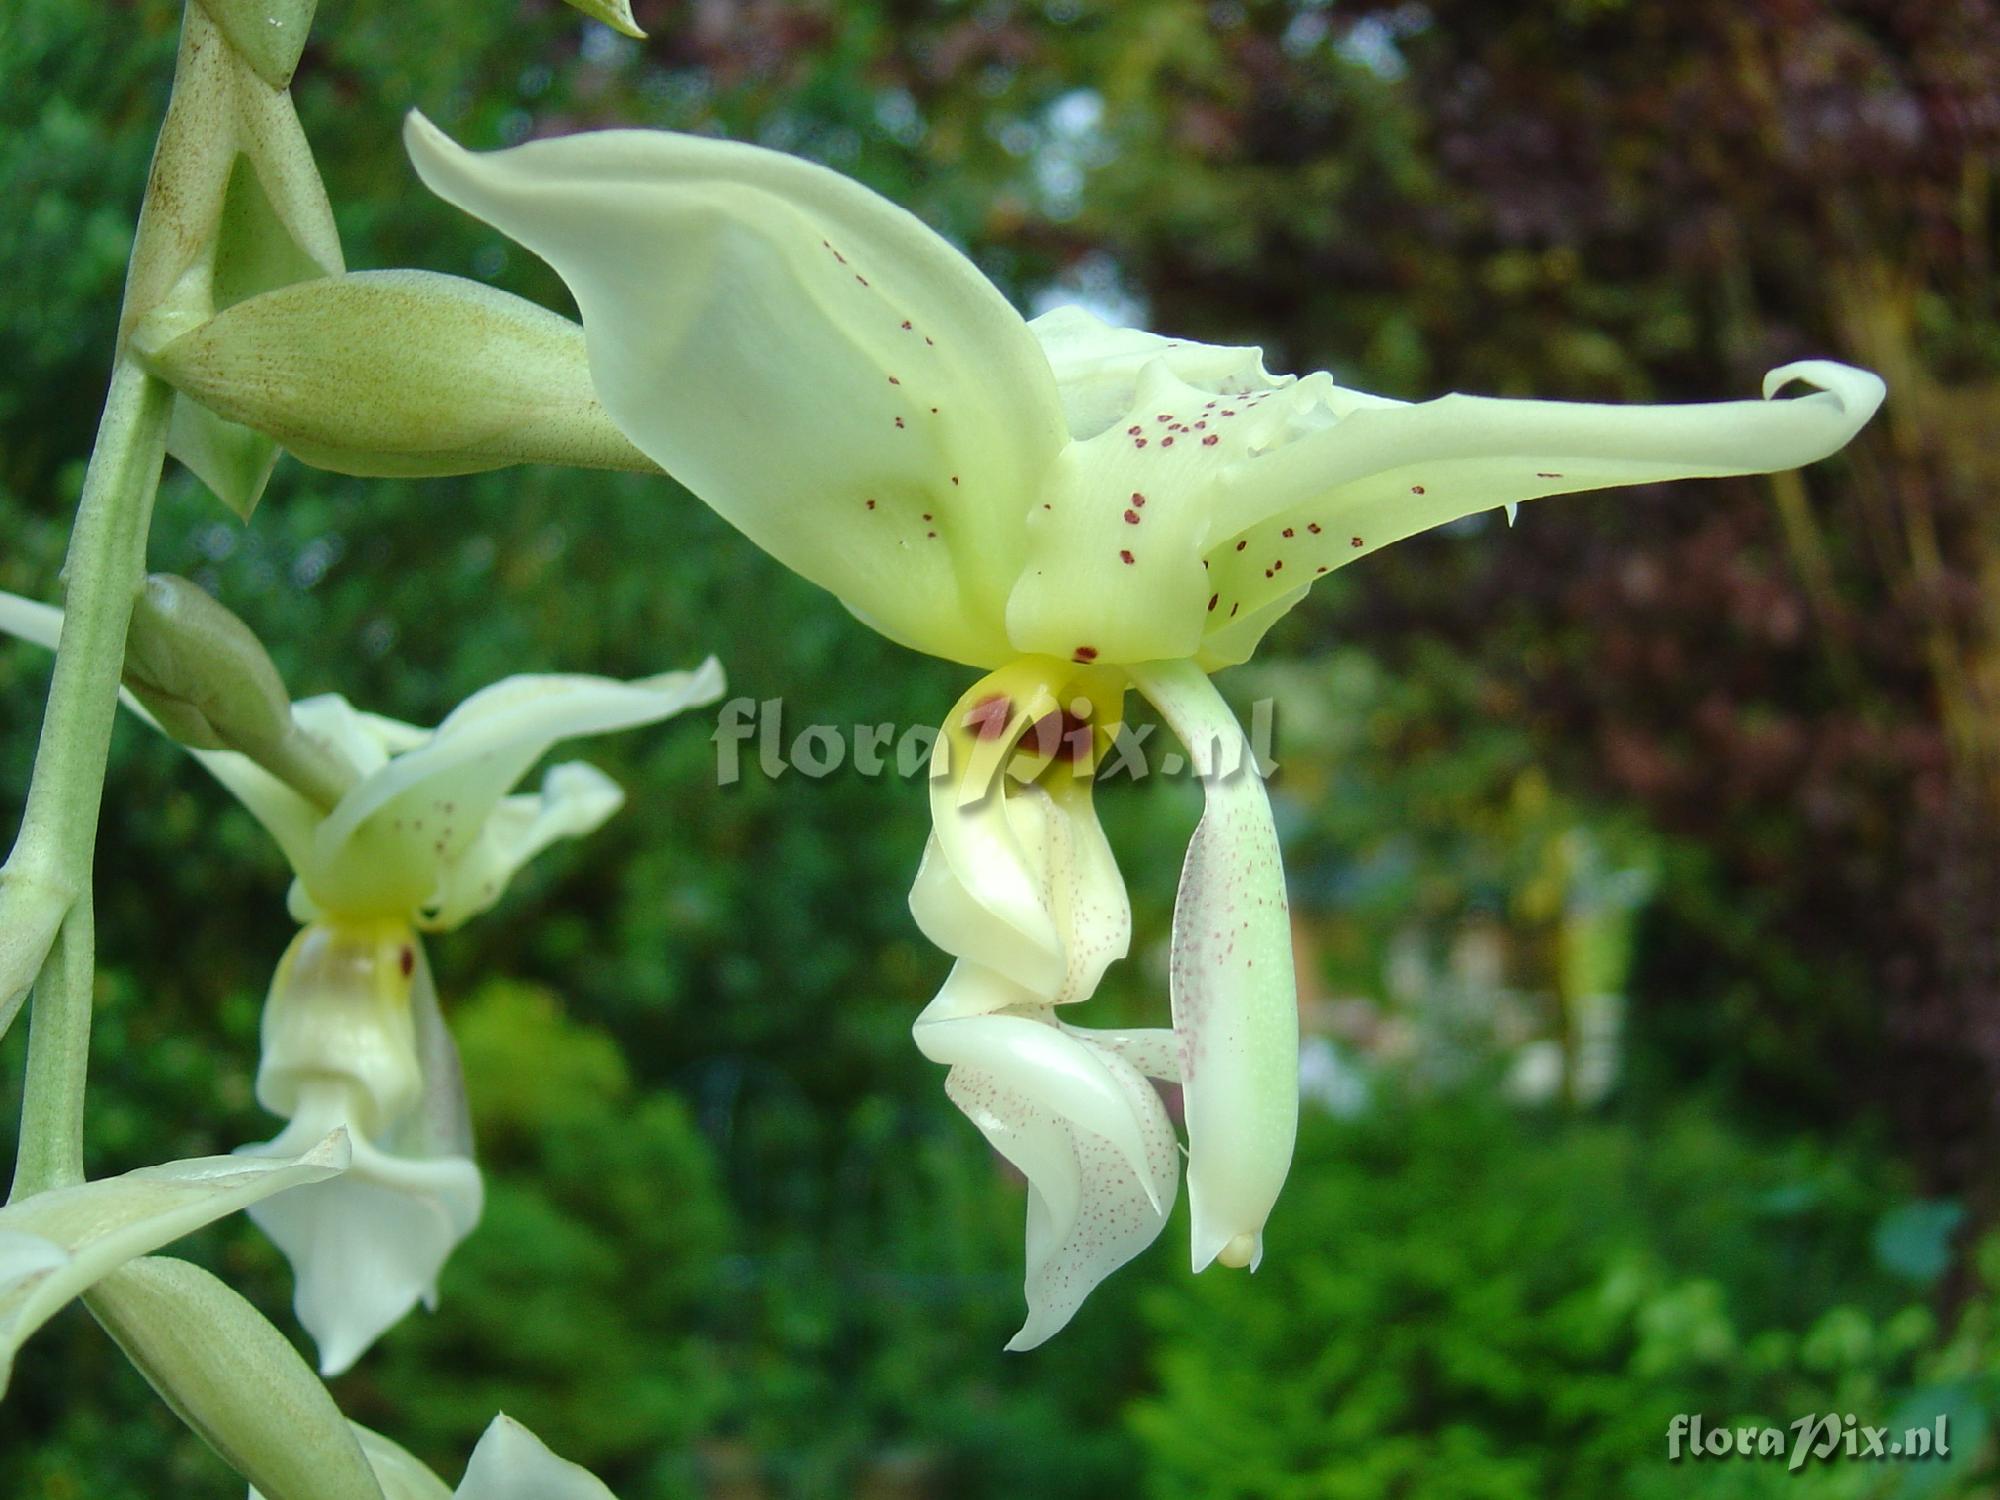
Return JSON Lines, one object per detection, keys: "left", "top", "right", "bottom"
{"left": 0, "top": 589, "right": 724, "bottom": 1370}
{"left": 404, "top": 114, "right": 1883, "bottom": 1342}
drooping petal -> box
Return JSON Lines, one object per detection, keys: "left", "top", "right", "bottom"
{"left": 241, "top": 1090, "right": 482, "bottom": 1377}
{"left": 305, "top": 659, "right": 723, "bottom": 922}
{"left": 457, "top": 1414, "right": 619, "bottom": 1500}
{"left": 1199, "top": 361, "right": 1886, "bottom": 662}
{"left": 925, "top": 995, "right": 1178, "bottom": 1349}
{"left": 405, "top": 114, "right": 1068, "bottom": 666}
{"left": 1128, "top": 659, "right": 1298, "bottom": 1275}
{"left": 914, "top": 995, "right": 1167, "bottom": 1210}
{"left": 0, "top": 1132, "right": 350, "bottom": 1394}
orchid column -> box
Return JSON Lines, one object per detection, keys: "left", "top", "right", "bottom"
{"left": 397, "top": 115, "right": 1882, "bottom": 1347}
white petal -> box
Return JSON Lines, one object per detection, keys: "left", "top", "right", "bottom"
{"left": 1128, "top": 660, "right": 1298, "bottom": 1275}
{"left": 240, "top": 1103, "right": 482, "bottom": 1376}
{"left": 457, "top": 1414, "right": 618, "bottom": 1500}
{"left": 1062, "top": 1023, "right": 1180, "bottom": 1082}
{"left": 423, "top": 760, "right": 625, "bottom": 930}
{"left": 405, "top": 114, "right": 1067, "bottom": 667}
{"left": 938, "top": 1021, "right": 1177, "bottom": 1350}
{"left": 306, "top": 660, "right": 722, "bottom": 922}
{"left": 914, "top": 778, "right": 1129, "bottom": 1006}
{"left": 0, "top": 1132, "right": 350, "bottom": 1394}
{"left": 1201, "top": 361, "right": 1885, "bottom": 653}
{"left": 350, "top": 1422, "right": 456, "bottom": 1500}
{"left": 1028, "top": 305, "right": 1284, "bottom": 440}
{"left": 914, "top": 1001, "right": 1167, "bottom": 1215}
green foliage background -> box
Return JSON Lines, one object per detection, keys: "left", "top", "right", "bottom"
{"left": 2, "top": 1, "right": 1997, "bottom": 1496}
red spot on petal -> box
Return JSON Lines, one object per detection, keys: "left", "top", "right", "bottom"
{"left": 1230, "top": 602, "right": 1240, "bottom": 617}
{"left": 1316, "top": 565, "right": 1329, "bottom": 573}
{"left": 1120, "top": 549, "right": 1135, "bottom": 564}
{"left": 1282, "top": 528, "right": 1295, "bottom": 538}
{"left": 1307, "top": 523, "right": 1322, "bottom": 534}
{"left": 865, "top": 498, "right": 876, "bottom": 510}
{"left": 399, "top": 947, "right": 414, "bottom": 978}
{"left": 1273, "top": 559, "right": 1284, "bottom": 570}
{"left": 1235, "top": 539, "right": 1248, "bottom": 551}
{"left": 1207, "top": 593, "right": 1219, "bottom": 611}
{"left": 901, "top": 319, "right": 913, "bottom": 330}
{"left": 1124, "top": 509, "right": 1140, "bottom": 524}
{"left": 1128, "top": 425, "right": 1143, "bottom": 436}
{"left": 1131, "top": 491, "right": 1146, "bottom": 506}
{"left": 964, "top": 694, "right": 1013, "bottom": 739}
{"left": 1134, "top": 437, "right": 1148, "bottom": 448}
{"left": 894, "top": 417, "right": 905, "bottom": 428}
{"left": 1073, "top": 645, "right": 1098, "bottom": 662}
{"left": 1410, "top": 484, "right": 1426, "bottom": 494}
{"left": 1202, "top": 434, "right": 1218, "bottom": 445}
{"left": 1162, "top": 436, "right": 1175, "bottom": 447}
{"left": 1351, "top": 536, "right": 1365, "bottom": 548}
{"left": 888, "top": 375, "right": 900, "bottom": 385}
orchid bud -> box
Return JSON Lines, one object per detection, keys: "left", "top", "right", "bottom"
{"left": 146, "top": 271, "right": 659, "bottom": 479}
{"left": 257, "top": 920, "right": 424, "bottom": 1138}
{"left": 562, "top": 0, "right": 645, "bottom": 38}
{"left": 85, "top": 1257, "right": 383, "bottom": 1500}
{"left": 124, "top": 574, "right": 354, "bottom": 809}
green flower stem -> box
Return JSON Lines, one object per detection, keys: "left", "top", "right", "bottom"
{"left": 3, "top": 358, "right": 173, "bottom": 1194}
{"left": 10, "top": 901, "right": 96, "bottom": 1198}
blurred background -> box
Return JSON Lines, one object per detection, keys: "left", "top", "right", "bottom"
{"left": 3, "top": 0, "right": 1998, "bottom": 1494}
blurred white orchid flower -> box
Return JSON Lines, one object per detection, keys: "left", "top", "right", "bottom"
{"left": 0, "top": 589, "right": 724, "bottom": 1369}
{"left": 404, "top": 115, "right": 1883, "bottom": 1342}
{"left": 253, "top": 1411, "right": 619, "bottom": 1500}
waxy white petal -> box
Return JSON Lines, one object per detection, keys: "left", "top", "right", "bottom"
{"left": 915, "top": 999, "right": 1167, "bottom": 1208}
{"left": 1129, "top": 660, "right": 1298, "bottom": 1274}
{"left": 244, "top": 1125, "right": 481, "bottom": 1376}
{"left": 1200, "top": 361, "right": 1886, "bottom": 662}
{"left": 929, "top": 1001, "right": 1177, "bottom": 1350}
{"left": 0, "top": 1133, "right": 350, "bottom": 1394}
{"left": 1029, "top": 306, "right": 1284, "bottom": 441}
{"left": 405, "top": 114, "right": 1068, "bottom": 666}
{"left": 914, "top": 778, "right": 1129, "bottom": 1005}
{"left": 308, "top": 660, "right": 723, "bottom": 922}
{"left": 458, "top": 1414, "right": 619, "bottom": 1500}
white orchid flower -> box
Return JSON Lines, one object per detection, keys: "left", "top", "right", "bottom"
{"left": 252, "top": 1412, "right": 619, "bottom": 1500}
{"left": 403, "top": 115, "right": 1883, "bottom": 1341}
{"left": 0, "top": 588, "right": 724, "bottom": 1369}
{"left": 0, "top": 1131, "right": 349, "bottom": 1395}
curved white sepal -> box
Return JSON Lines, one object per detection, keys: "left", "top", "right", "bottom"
{"left": 0, "top": 1132, "right": 350, "bottom": 1395}
{"left": 310, "top": 659, "right": 723, "bottom": 923}
{"left": 1200, "top": 361, "right": 1886, "bottom": 653}
{"left": 405, "top": 114, "right": 1067, "bottom": 666}
{"left": 1128, "top": 659, "right": 1298, "bottom": 1274}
